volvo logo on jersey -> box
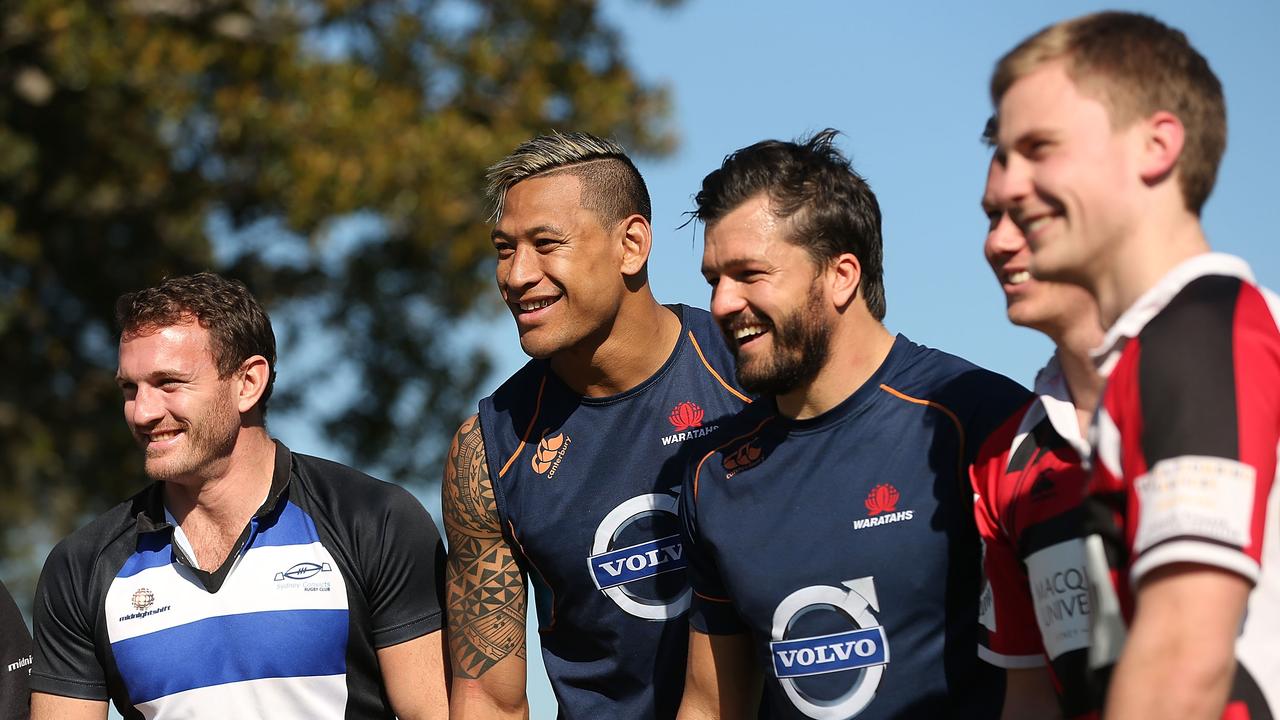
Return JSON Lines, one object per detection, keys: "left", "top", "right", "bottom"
{"left": 770, "top": 576, "right": 890, "bottom": 719}
{"left": 587, "top": 492, "right": 690, "bottom": 621}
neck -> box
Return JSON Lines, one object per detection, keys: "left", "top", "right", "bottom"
{"left": 1089, "top": 207, "right": 1209, "bottom": 328}
{"left": 1045, "top": 319, "right": 1105, "bottom": 435}
{"left": 776, "top": 314, "right": 895, "bottom": 421}
{"left": 550, "top": 292, "right": 682, "bottom": 397}
{"left": 164, "top": 427, "right": 276, "bottom": 529}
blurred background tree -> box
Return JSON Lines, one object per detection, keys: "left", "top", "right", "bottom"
{"left": 0, "top": 0, "right": 674, "bottom": 600}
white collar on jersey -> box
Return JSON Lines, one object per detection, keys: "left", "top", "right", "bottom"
{"left": 1091, "top": 252, "right": 1254, "bottom": 378}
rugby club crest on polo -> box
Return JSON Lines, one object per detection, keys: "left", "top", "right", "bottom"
{"left": 770, "top": 577, "right": 890, "bottom": 719}
{"left": 587, "top": 491, "right": 689, "bottom": 620}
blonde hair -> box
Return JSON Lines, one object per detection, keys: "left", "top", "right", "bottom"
{"left": 991, "top": 11, "right": 1225, "bottom": 214}
{"left": 485, "top": 131, "right": 650, "bottom": 224}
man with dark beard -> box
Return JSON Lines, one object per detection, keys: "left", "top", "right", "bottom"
{"left": 676, "top": 131, "right": 1029, "bottom": 719}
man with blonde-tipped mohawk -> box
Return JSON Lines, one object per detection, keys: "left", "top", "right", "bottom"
{"left": 443, "top": 131, "right": 749, "bottom": 719}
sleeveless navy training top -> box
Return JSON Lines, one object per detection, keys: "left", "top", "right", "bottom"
{"left": 478, "top": 304, "right": 750, "bottom": 719}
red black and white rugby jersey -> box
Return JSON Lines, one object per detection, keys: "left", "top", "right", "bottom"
{"left": 972, "top": 355, "right": 1097, "bottom": 719}
{"left": 1084, "top": 253, "right": 1279, "bottom": 717}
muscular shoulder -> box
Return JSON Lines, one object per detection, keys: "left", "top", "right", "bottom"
{"left": 484, "top": 358, "right": 550, "bottom": 408}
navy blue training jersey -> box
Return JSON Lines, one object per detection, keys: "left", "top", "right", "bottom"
{"left": 478, "top": 304, "right": 750, "bottom": 719}
{"left": 682, "top": 335, "right": 1029, "bottom": 719}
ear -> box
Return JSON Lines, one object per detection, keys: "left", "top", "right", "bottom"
{"left": 236, "top": 355, "right": 271, "bottom": 415}
{"left": 1137, "top": 110, "right": 1185, "bottom": 185}
{"left": 619, "top": 214, "right": 653, "bottom": 277}
{"left": 828, "top": 252, "right": 862, "bottom": 309}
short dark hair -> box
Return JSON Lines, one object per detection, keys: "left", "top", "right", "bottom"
{"left": 486, "top": 131, "right": 652, "bottom": 226}
{"left": 692, "top": 129, "right": 886, "bottom": 320}
{"left": 116, "top": 272, "right": 277, "bottom": 414}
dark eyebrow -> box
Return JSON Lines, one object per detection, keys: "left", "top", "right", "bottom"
{"left": 115, "top": 368, "right": 190, "bottom": 385}
{"left": 491, "top": 224, "right": 568, "bottom": 242}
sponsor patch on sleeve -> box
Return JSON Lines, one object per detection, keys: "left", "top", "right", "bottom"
{"left": 1134, "top": 456, "right": 1256, "bottom": 555}
{"left": 1026, "top": 539, "right": 1090, "bottom": 660}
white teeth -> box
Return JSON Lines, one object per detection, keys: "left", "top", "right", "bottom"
{"left": 1008, "top": 271, "right": 1031, "bottom": 285}
{"left": 150, "top": 431, "right": 180, "bottom": 442}
{"left": 734, "top": 325, "right": 766, "bottom": 341}
{"left": 519, "top": 298, "right": 556, "bottom": 312}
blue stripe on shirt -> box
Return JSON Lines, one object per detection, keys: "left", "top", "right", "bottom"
{"left": 112, "top": 608, "right": 349, "bottom": 704}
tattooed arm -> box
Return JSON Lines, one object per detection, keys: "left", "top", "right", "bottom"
{"left": 443, "top": 415, "right": 530, "bottom": 718}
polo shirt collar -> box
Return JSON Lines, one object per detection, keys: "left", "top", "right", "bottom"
{"left": 1092, "top": 253, "right": 1253, "bottom": 377}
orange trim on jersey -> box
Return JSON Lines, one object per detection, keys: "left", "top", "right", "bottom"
{"left": 693, "top": 415, "right": 775, "bottom": 500}
{"left": 879, "top": 383, "right": 967, "bottom": 478}
{"left": 507, "top": 518, "right": 556, "bottom": 631}
{"left": 694, "top": 590, "right": 734, "bottom": 603}
{"left": 688, "top": 331, "right": 752, "bottom": 404}
{"left": 498, "top": 374, "right": 548, "bottom": 478}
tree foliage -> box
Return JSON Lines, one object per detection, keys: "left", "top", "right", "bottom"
{"left": 0, "top": 0, "right": 674, "bottom": 593}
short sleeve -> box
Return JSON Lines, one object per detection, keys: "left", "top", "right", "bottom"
{"left": 30, "top": 541, "right": 108, "bottom": 700}
{"left": 1124, "top": 278, "right": 1280, "bottom": 585}
{"left": 680, "top": 459, "right": 747, "bottom": 636}
{"left": 362, "top": 485, "right": 446, "bottom": 648}
{"left": 971, "top": 427, "right": 1044, "bottom": 669}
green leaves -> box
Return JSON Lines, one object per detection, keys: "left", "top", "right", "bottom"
{"left": 0, "top": 0, "right": 675, "bottom": 599}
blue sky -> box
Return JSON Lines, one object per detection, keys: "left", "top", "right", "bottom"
{"left": 281, "top": 1, "right": 1280, "bottom": 714}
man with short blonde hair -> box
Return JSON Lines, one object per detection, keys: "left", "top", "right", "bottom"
{"left": 992, "top": 11, "right": 1278, "bottom": 719}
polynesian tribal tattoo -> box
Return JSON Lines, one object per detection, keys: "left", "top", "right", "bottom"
{"left": 444, "top": 416, "right": 527, "bottom": 679}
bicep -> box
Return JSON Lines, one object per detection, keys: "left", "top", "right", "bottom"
{"left": 442, "top": 415, "right": 528, "bottom": 715}
{"left": 679, "top": 629, "right": 759, "bottom": 720}
{"left": 30, "top": 693, "right": 107, "bottom": 720}
{"left": 377, "top": 631, "right": 448, "bottom": 720}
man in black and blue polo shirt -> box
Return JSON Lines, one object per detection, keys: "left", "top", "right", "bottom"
{"left": 30, "top": 273, "right": 447, "bottom": 720}
{"left": 678, "top": 131, "right": 1028, "bottom": 719}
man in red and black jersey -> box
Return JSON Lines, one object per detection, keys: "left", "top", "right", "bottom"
{"left": 992, "top": 11, "right": 1279, "bottom": 719}
{"left": 972, "top": 134, "right": 1104, "bottom": 719}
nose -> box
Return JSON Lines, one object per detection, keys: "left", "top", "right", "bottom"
{"left": 995, "top": 153, "right": 1033, "bottom": 209}
{"left": 501, "top": 243, "right": 541, "bottom": 294}
{"left": 709, "top": 278, "right": 747, "bottom": 324}
{"left": 985, "top": 212, "right": 1027, "bottom": 260}
{"left": 127, "top": 385, "right": 164, "bottom": 430}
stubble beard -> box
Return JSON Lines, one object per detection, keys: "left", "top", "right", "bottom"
{"left": 142, "top": 388, "right": 241, "bottom": 483}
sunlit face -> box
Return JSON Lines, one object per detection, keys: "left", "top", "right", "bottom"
{"left": 492, "top": 174, "right": 628, "bottom": 359}
{"left": 702, "top": 194, "right": 832, "bottom": 396}
{"left": 117, "top": 322, "right": 241, "bottom": 484}
{"left": 982, "top": 158, "right": 1097, "bottom": 334}
{"left": 996, "top": 60, "right": 1143, "bottom": 287}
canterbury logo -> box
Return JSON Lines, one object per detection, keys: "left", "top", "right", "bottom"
{"left": 722, "top": 441, "right": 763, "bottom": 477}
{"left": 531, "top": 432, "right": 571, "bottom": 477}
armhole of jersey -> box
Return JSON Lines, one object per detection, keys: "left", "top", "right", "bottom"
{"left": 878, "top": 383, "right": 967, "bottom": 481}
{"left": 503, "top": 518, "right": 557, "bottom": 632}
{"left": 494, "top": 373, "right": 549, "bottom": 480}
{"left": 686, "top": 330, "right": 751, "bottom": 404}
